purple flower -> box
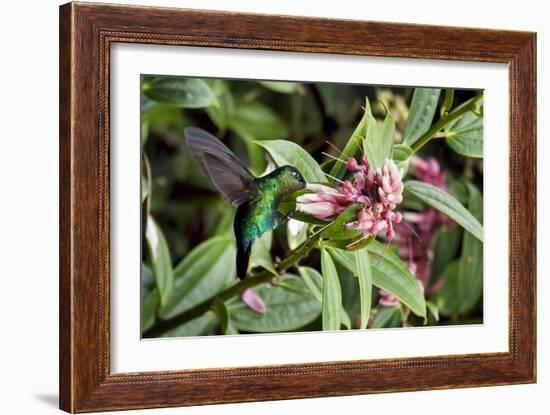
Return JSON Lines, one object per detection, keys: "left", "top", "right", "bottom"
{"left": 241, "top": 288, "right": 267, "bottom": 314}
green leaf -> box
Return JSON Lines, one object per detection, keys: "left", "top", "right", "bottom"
{"left": 380, "top": 111, "right": 396, "bottom": 164}
{"left": 426, "top": 301, "right": 440, "bottom": 322}
{"left": 141, "top": 111, "right": 150, "bottom": 146}
{"left": 320, "top": 248, "right": 343, "bottom": 331}
{"left": 317, "top": 83, "right": 360, "bottom": 124}
{"left": 141, "top": 175, "right": 149, "bottom": 202}
{"left": 436, "top": 261, "right": 461, "bottom": 316}
{"left": 405, "top": 180, "right": 483, "bottom": 242}
{"left": 146, "top": 103, "right": 187, "bottom": 136}
{"left": 363, "top": 109, "right": 395, "bottom": 169}
{"left": 430, "top": 225, "right": 462, "bottom": 285}
{"left": 205, "top": 80, "right": 234, "bottom": 133}
{"left": 298, "top": 266, "right": 323, "bottom": 302}
{"left": 249, "top": 231, "right": 276, "bottom": 275}
{"left": 259, "top": 81, "right": 304, "bottom": 94}
{"left": 456, "top": 184, "right": 483, "bottom": 313}
{"left": 140, "top": 263, "right": 155, "bottom": 303}
{"left": 141, "top": 289, "right": 159, "bottom": 333}
{"left": 226, "top": 101, "right": 289, "bottom": 174}
{"left": 437, "top": 185, "right": 483, "bottom": 317}
{"left": 445, "top": 110, "right": 483, "bottom": 158}
{"left": 161, "top": 313, "right": 217, "bottom": 337}
{"left": 141, "top": 93, "right": 156, "bottom": 113}
{"left": 340, "top": 307, "right": 352, "bottom": 329}
{"left": 298, "top": 266, "right": 351, "bottom": 329}
{"left": 392, "top": 143, "right": 413, "bottom": 176}
{"left": 448, "top": 179, "right": 469, "bottom": 206}
{"left": 228, "top": 275, "right": 321, "bottom": 332}
{"left": 403, "top": 88, "right": 441, "bottom": 145}
{"left": 142, "top": 77, "right": 218, "bottom": 108}
{"left": 160, "top": 236, "right": 236, "bottom": 319}
{"left": 354, "top": 251, "right": 373, "bottom": 329}
{"left": 367, "top": 241, "right": 427, "bottom": 319}
{"left": 328, "top": 241, "right": 426, "bottom": 318}
{"left": 320, "top": 204, "right": 361, "bottom": 240}
{"left": 323, "top": 235, "right": 374, "bottom": 252}
{"left": 145, "top": 216, "right": 174, "bottom": 307}
{"left": 229, "top": 101, "right": 288, "bottom": 140}
{"left": 257, "top": 140, "right": 327, "bottom": 183}
{"left": 327, "top": 247, "right": 355, "bottom": 271}
{"left": 214, "top": 207, "right": 236, "bottom": 236}
{"left": 141, "top": 154, "right": 152, "bottom": 217}
{"left": 371, "top": 306, "right": 403, "bottom": 328}
{"left": 337, "top": 267, "right": 360, "bottom": 328}
{"left": 329, "top": 98, "right": 371, "bottom": 179}
{"left": 212, "top": 299, "right": 233, "bottom": 335}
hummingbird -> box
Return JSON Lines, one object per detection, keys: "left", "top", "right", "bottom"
{"left": 184, "top": 127, "right": 306, "bottom": 280}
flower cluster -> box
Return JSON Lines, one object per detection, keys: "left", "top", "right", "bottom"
{"left": 296, "top": 156, "right": 404, "bottom": 241}
{"left": 378, "top": 156, "right": 453, "bottom": 309}
{"left": 367, "top": 156, "right": 453, "bottom": 312}
{"left": 409, "top": 156, "right": 447, "bottom": 190}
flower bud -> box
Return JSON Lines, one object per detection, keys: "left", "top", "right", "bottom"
{"left": 297, "top": 201, "right": 338, "bottom": 219}
{"left": 241, "top": 288, "right": 267, "bottom": 314}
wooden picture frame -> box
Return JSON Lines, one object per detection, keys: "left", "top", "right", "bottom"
{"left": 59, "top": 2, "right": 536, "bottom": 412}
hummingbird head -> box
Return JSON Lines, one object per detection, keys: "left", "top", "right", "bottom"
{"left": 270, "top": 165, "right": 306, "bottom": 196}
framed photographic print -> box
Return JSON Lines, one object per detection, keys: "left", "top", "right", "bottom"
{"left": 59, "top": 2, "right": 536, "bottom": 412}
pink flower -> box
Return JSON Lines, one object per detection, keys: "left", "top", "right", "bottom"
{"left": 241, "top": 288, "right": 267, "bottom": 314}
{"left": 296, "top": 186, "right": 346, "bottom": 219}
{"left": 378, "top": 160, "right": 404, "bottom": 207}
{"left": 297, "top": 201, "right": 340, "bottom": 219}
{"left": 345, "top": 159, "right": 404, "bottom": 240}
{"left": 297, "top": 157, "right": 404, "bottom": 242}
{"left": 378, "top": 290, "right": 400, "bottom": 307}
{"left": 384, "top": 155, "right": 455, "bottom": 309}
{"left": 409, "top": 156, "right": 447, "bottom": 190}
{"left": 374, "top": 156, "right": 453, "bottom": 309}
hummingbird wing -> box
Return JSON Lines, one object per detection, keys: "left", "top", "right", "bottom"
{"left": 184, "top": 127, "right": 256, "bottom": 206}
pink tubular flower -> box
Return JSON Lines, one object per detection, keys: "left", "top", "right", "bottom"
{"left": 378, "top": 290, "right": 400, "bottom": 307}
{"left": 241, "top": 288, "right": 267, "bottom": 314}
{"left": 296, "top": 187, "right": 346, "bottom": 219}
{"left": 409, "top": 156, "right": 447, "bottom": 190}
{"left": 378, "top": 160, "right": 404, "bottom": 208}
{"left": 371, "top": 155, "right": 454, "bottom": 311}
{"left": 297, "top": 157, "right": 404, "bottom": 241}
{"left": 389, "top": 156, "right": 454, "bottom": 298}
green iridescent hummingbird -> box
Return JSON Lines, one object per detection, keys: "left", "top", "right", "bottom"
{"left": 184, "top": 127, "right": 306, "bottom": 280}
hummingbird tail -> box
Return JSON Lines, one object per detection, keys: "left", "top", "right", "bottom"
{"left": 236, "top": 243, "right": 252, "bottom": 280}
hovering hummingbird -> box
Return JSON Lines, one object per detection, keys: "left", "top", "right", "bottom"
{"left": 184, "top": 127, "right": 306, "bottom": 280}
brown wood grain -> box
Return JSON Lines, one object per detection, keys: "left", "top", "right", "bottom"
{"left": 59, "top": 2, "right": 536, "bottom": 412}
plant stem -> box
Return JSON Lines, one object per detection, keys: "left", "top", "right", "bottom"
{"left": 143, "top": 230, "right": 322, "bottom": 338}
{"left": 439, "top": 89, "right": 454, "bottom": 118}
{"left": 410, "top": 94, "right": 483, "bottom": 154}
